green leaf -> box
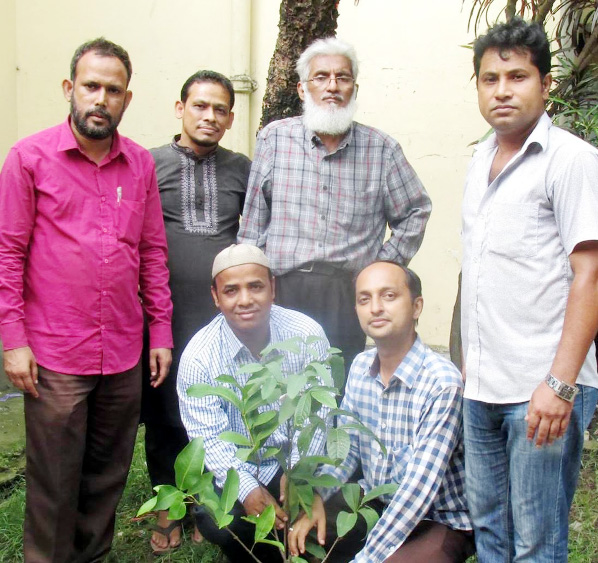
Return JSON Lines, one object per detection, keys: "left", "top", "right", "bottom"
{"left": 137, "top": 496, "right": 157, "bottom": 516}
{"left": 260, "top": 376, "right": 278, "bottom": 400}
{"left": 309, "top": 361, "right": 333, "bottom": 386}
{"left": 306, "top": 335, "right": 325, "bottom": 345}
{"left": 327, "top": 408, "right": 361, "bottom": 420}
{"left": 260, "top": 446, "right": 280, "bottom": 461}
{"left": 186, "top": 383, "right": 241, "bottom": 410}
{"left": 252, "top": 410, "right": 278, "bottom": 428}
{"left": 361, "top": 483, "right": 399, "bottom": 504}
{"left": 327, "top": 428, "right": 351, "bottom": 460}
{"left": 216, "top": 512, "right": 234, "bottom": 529}
{"left": 220, "top": 468, "right": 240, "bottom": 514}
{"left": 294, "top": 393, "right": 312, "bottom": 427}
{"left": 236, "top": 362, "right": 265, "bottom": 375}
{"left": 254, "top": 503, "right": 276, "bottom": 541}
{"left": 255, "top": 420, "right": 282, "bottom": 442}
{"left": 215, "top": 374, "right": 241, "bottom": 388}
{"left": 303, "top": 473, "right": 341, "bottom": 489}
{"left": 175, "top": 437, "right": 206, "bottom": 491}
{"left": 297, "top": 426, "right": 315, "bottom": 454}
{"left": 261, "top": 337, "right": 303, "bottom": 356}
{"left": 296, "top": 484, "right": 314, "bottom": 518}
{"left": 291, "top": 557, "right": 310, "bottom": 563}
{"left": 328, "top": 346, "right": 342, "bottom": 354}
{"left": 341, "top": 483, "right": 361, "bottom": 512}
{"left": 358, "top": 506, "right": 380, "bottom": 534}
{"left": 256, "top": 538, "right": 285, "bottom": 551}
{"left": 305, "top": 540, "right": 327, "bottom": 559}
{"left": 329, "top": 354, "right": 345, "bottom": 390}
{"left": 235, "top": 448, "right": 252, "bottom": 462}
{"left": 154, "top": 485, "right": 185, "bottom": 511}
{"left": 187, "top": 471, "right": 215, "bottom": 496}
{"left": 279, "top": 396, "right": 298, "bottom": 424}
{"left": 287, "top": 373, "right": 308, "bottom": 399}
{"left": 168, "top": 498, "right": 187, "bottom": 521}
{"left": 336, "top": 510, "right": 358, "bottom": 537}
{"left": 310, "top": 388, "right": 338, "bottom": 409}
{"left": 218, "top": 431, "right": 252, "bottom": 447}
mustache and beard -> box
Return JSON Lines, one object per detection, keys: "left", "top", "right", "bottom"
{"left": 302, "top": 88, "right": 357, "bottom": 136}
{"left": 70, "top": 99, "right": 125, "bottom": 140}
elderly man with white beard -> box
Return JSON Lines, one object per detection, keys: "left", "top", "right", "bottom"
{"left": 239, "top": 37, "right": 431, "bottom": 376}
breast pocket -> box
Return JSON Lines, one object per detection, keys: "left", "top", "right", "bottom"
{"left": 116, "top": 199, "right": 145, "bottom": 245}
{"left": 486, "top": 202, "right": 538, "bottom": 259}
{"left": 389, "top": 443, "right": 413, "bottom": 484}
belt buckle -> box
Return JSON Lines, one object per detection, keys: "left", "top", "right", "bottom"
{"left": 298, "top": 262, "right": 314, "bottom": 273}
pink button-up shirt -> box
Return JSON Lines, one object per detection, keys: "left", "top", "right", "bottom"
{"left": 0, "top": 119, "right": 173, "bottom": 375}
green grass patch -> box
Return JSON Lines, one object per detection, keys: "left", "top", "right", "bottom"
{"left": 1, "top": 427, "right": 597, "bottom": 562}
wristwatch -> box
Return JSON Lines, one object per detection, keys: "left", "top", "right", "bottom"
{"left": 545, "top": 372, "right": 579, "bottom": 403}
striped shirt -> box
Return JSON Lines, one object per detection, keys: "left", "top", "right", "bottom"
{"left": 320, "top": 337, "right": 471, "bottom": 563}
{"left": 238, "top": 117, "right": 431, "bottom": 275}
{"left": 177, "top": 305, "right": 330, "bottom": 502}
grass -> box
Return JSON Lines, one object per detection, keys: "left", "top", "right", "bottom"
{"left": 1, "top": 426, "right": 598, "bottom": 562}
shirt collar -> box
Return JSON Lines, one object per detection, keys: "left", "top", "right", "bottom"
{"left": 304, "top": 119, "right": 355, "bottom": 152}
{"left": 170, "top": 134, "right": 218, "bottom": 161}
{"left": 474, "top": 111, "right": 550, "bottom": 156}
{"left": 57, "top": 117, "right": 130, "bottom": 164}
{"left": 368, "top": 335, "right": 426, "bottom": 389}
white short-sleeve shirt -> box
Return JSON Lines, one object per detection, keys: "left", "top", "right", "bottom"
{"left": 462, "top": 113, "right": 598, "bottom": 403}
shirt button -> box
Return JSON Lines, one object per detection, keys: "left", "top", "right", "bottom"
{"left": 104, "top": 258, "right": 109, "bottom": 263}
{"left": 101, "top": 196, "right": 106, "bottom": 203}
{"left": 102, "top": 291, "right": 107, "bottom": 296}
{"left": 318, "top": 242, "right": 323, "bottom": 247}
{"left": 102, "top": 227, "right": 108, "bottom": 233}
{"left": 381, "top": 423, "right": 387, "bottom": 429}
{"left": 320, "top": 215, "right": 325, "bottom": 220}
{"left": 322, "top": 185, "right": 328, "bottom": 191}
{"left": 100, "top": 325, "right": 105, "bottom": 330}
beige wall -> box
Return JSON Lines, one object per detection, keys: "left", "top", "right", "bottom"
{"left": 1, "top": 0, "right": 490, "bottom": 347}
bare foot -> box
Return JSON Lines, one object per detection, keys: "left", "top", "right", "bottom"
{"left": 150, "top": 510, "right": 182, "bottom": 554}
{"left": 192, "top": 525, "right": 204, "bottom": 545}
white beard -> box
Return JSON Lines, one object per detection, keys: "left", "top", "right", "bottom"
{"left": 302, "top": 88, "right": 357, "bottom": 136}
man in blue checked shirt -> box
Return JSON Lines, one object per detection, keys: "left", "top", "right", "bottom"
{"left": 177, "top": 243, "right": 330, "bottom": 561}
{"left": 288, "top": 261, "right": 474, "bottom": 563}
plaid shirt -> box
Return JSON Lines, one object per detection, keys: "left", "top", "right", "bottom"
{"left": 177, "top": 305, "right": 330, "bottom": 502}
{"left": 238, "top": 117, "right": 431, "bottom": 275}
{"left": 320, "top": 337, "right": 471, "bottom": 563}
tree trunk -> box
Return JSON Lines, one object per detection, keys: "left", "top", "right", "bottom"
{"left": 260, "top": 0, "right": 339, "bottom": 128}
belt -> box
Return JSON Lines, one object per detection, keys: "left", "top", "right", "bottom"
{"left": 293, "top": 262, "right": 351, "bottom": 276}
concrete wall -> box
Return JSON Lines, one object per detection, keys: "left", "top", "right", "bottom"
{"left": 0, "top": 0, "right": 489, "bottom": 347}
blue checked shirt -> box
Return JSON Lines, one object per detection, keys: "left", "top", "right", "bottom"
{"left": 319, "top": 337, "right": 471, "bottom": 563}
{"left": 238, "top": 117, "right": 431, "bottom": 275}
{"left": 177, "top": 305, "right": 330, "bottom": 502}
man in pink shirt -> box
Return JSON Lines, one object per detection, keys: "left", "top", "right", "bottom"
{"left": 0, "top": 38, "right": 173, "bottom": 562}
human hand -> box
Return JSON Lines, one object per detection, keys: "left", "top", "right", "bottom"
{"left": 288, "top": 494, "right": 326, "bottom": 557}
{"left": 4, "top": 346, "right": 39, "bottom": 398}
{"left": 279, "top": 473, "right": 287, "bottom": 504}
{"left": 243, "top": 486, "right": 288, "bottom": 530}
{"left": 525, "top": 380, "right": 573, "bottom": 447}
{"left": 149, "top": 348, "right": 172, "bottom": 387}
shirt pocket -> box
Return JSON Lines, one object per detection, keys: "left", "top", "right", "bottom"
{"left": 389, "top": 442, "right": 413, "bottom": 484}
{"left": 116, "top": 198, "right": 145, "bottom": 245}
{"left": 486, "top": 202, "right": 538, "bottom": 259}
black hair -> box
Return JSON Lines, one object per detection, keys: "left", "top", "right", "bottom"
{"left": 180, "top": 70, "right": 235, "bottom": 110}
{"left": 70, "top": 37, "right": 132, "bottom": 85}
{"left": 473, "top": 17, "right": 551, "bottom": 78}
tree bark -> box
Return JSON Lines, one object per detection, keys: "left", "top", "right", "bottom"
{"left": 260, "top": 0, "right": 339, "bottom": 128}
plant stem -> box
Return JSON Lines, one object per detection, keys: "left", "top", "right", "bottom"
{"left": 321, "top": 537, "right": 342, "bottom": 563}
{"left": 226, "top": 527, "right": 263, "bottom": 563}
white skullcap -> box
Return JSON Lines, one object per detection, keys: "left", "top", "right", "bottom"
{"left": 211, "top": 244, "right": 270, "bottom": 279}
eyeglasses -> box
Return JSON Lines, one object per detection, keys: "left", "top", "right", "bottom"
{"left": 305, "top": 74, "right": 355, "bottom": 88}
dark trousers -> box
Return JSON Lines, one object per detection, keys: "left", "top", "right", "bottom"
{"left": 143, "top": 419, "right": 189, "bottom": 488}
{"left": 321, "top": 490, "right": 475, "bottom": 563}
{"left": 276, "top": 266, "right": 365, "bottom": 381}
{"left": 193, "top": 473, "right": 284, "bottom": 562}
{"left": 24, "top": 363, "right": 141, "bottom": 563}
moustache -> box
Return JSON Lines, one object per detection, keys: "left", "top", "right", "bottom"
{"left": 85, "top": 108, "right": 112, "bottom": 122}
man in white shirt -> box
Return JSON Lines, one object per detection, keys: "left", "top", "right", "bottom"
{"left": 461, "top": 18, "right": 598, "bottom": 562}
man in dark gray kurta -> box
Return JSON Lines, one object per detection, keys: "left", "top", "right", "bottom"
{"left": 141, "top": 70, "right": 250, "bottom": 554}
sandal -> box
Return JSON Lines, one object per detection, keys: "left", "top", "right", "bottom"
{"left": 150, "top": 520, "right": 182, "bottom": 555}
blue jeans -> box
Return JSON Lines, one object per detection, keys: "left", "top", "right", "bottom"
{"left": 464, "top": 386, "right": 597, "bottom": 563}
